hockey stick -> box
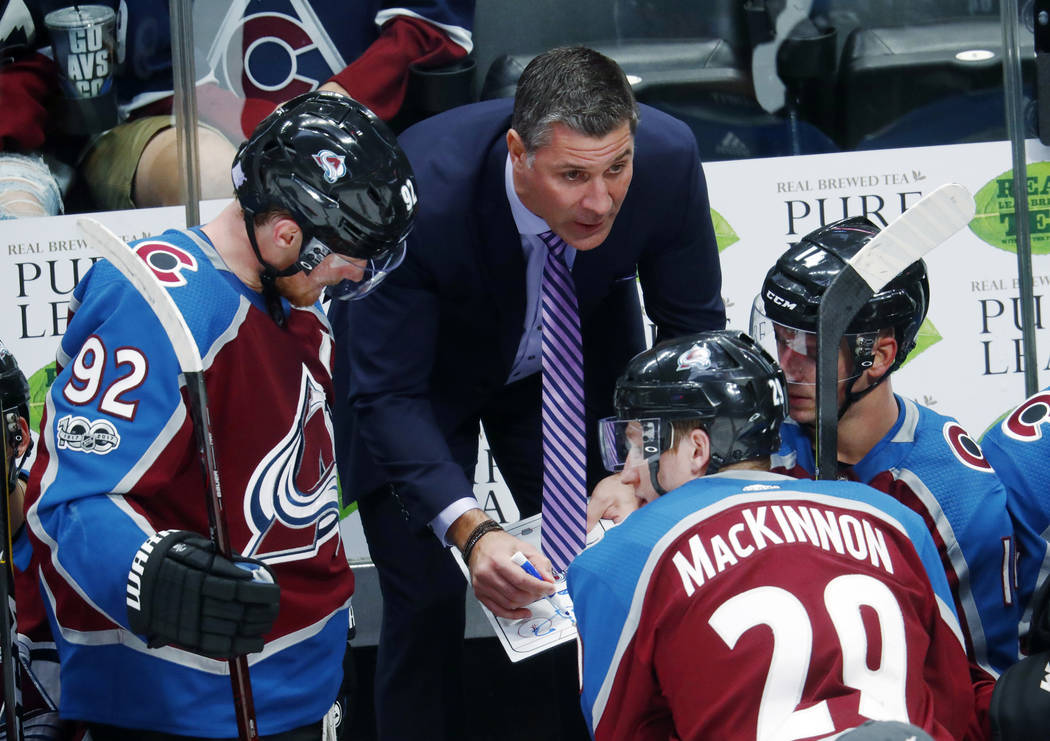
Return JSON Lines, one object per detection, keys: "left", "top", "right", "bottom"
{"left": 815, "top": 183, "right": 976, "bottom": 479}
{"left": 0, "top": 410, "right": 21, "bottom": 741}
{"left": 77, "top": 218, "right": 260, "bottom": 741}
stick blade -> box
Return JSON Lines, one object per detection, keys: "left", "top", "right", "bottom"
{"left": 849, "top": 183, "right": 975, "bottom": 293}
{"left": 78, "top": 218, "right": 203, "bottom": 375}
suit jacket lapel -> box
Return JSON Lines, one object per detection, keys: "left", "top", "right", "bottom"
{"left": 473, "top": 135, "right": 527, "bottom": 372}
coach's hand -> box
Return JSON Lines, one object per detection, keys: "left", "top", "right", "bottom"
{"left": 451, "top": 511, "right": 555, "bottom": 619}
{"left": 470, "top": 530, "right": 556, "bottom": 620}
{"left": 126, "top": 530, "right": 280, "bottom": 658}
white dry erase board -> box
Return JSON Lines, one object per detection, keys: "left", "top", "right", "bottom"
{"left": 450, "top": 513, "right": 613, "bottom": 662}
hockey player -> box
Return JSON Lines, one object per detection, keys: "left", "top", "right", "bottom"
{"left": 23, "top": 91, "right": 415, "bottom": 739}
{"left": 980, "top": 388, "right": 1050, "bottom": 652}
{"left": 986, "top": 574, "right": 1050, "bottom": 739}
{"left": 0, "top": 340, "right": 79, "bottom": 740}
{"left": 748, "top": 215, "right": 1020, "bottom": 731}
{"left": 1, "top": 341, "right": 30, "bottom": 535}
{"left": 567, "top": 330, "right": 978, "bottom": 741}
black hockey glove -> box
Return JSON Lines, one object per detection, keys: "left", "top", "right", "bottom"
{"left": 126, "top": 530, "right": 280, "bottom": 658}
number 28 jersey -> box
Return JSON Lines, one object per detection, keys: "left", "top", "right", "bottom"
{"left": 567, "top": 472, "right": 977, "bottom": 741}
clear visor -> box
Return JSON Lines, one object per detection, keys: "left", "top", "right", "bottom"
{"left": 598, "top": 417, "right": 668, "bottom": 472}
{"left": 749, "top": 295, "right": 877, "bottom": 385}
{"left": 298, "top": 238, "right": 406, "bottom": 301}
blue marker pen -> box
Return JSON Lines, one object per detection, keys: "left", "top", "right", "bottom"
{"left": 511, "top": 551, "right": 565, "bottom": 617}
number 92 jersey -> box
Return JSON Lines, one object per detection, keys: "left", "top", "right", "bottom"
{"left": 567, "top": 473, "right": 977, "bottom": 741}
{"left": 23, "top": 228, "right": 353, "bottom": 736}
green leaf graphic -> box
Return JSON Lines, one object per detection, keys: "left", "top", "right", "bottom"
{"left": 338, "top": 477, "right": 358, "bottom": 519}
{"left": 26, "top": 362, "right": 57, "bottom": 432}
{"left": 900, "top": 319, "right": 941, "bottom": 367}
{"left": 711, "top": 208, "right": 739, "bottom": 253}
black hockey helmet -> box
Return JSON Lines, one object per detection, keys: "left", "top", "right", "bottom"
{"left": 232, "top": 91, "right": 416, "bottom": 312}
{"left": 751, "top": 216, "right": 929, "bottom": 381}
{"left": 600, "top": 330, "right": 788, "bottom": 481}
{"left": 0, "top": 341, "right": 29, "bottom": 423}
{"left": 0, "top": 340, "right": 30, "bottom": 488}
{"left": 233, "top": 90, "right": 416, "bottom": 261}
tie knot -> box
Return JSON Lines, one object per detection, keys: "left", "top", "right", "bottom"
{"left": 539, "top": 230, "right": 567, "bottom": 259}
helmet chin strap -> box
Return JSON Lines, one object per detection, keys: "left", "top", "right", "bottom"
{"left": 5, "top": 455, "right": 15, "bottom": 492}
{"left": 835, "top": 332, "right": 902, "bottom": 419}
{"left": 242, "top": 210, "right": 303, "bottom": 328}
{"left": 802, "top": 365, "right": 893, "bottom": 447}
{"left": 647, "top": 441, "right": 722, "bottom": 494}
{"left": 7, "top": 447, "right": 28, "bottom": 491}
{"left": 837, "top": 360, "right": 893, "bottom": 420}
{"left": 647, "top": 458, "right": 669, "bottom": 497}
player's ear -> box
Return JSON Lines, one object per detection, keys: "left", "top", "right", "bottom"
{"left": 15, "top": 417, "right": 30, "bottom": 458}
{"left": 689, "top": 427, "right": 711, "bottom": 476}
{"left": 271, "top": 216, "right": 302, "bottom": 255}
{"left": 868, "top": 331, "right": 898, "bottom": 380}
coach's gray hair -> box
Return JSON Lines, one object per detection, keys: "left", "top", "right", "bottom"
{"left": 511, "top": 46, "right": 639, "bottom": 156}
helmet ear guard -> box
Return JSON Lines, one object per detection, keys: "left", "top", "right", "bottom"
{"left": 5, "top": 414, "right": 24, "bottom": 448}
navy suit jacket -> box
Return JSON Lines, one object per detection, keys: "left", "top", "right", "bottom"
{"left": 330, "top": 98, "right": 725, "bottom": 531}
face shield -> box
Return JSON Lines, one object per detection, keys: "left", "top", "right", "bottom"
{"left": 297, "top": 238, "right": 406, "bottom": 301}
{"left": 749, "top": 295, "right": 879, "bottom": 385}
{"left": 598, "top": 417, "right": 672, "bottom": 473}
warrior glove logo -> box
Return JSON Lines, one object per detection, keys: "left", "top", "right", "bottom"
{"left": 312, "top": 150, "right": 346, "bottom": 183}
{"left": 56, "top": 414, "right": 120, "bottom": 454}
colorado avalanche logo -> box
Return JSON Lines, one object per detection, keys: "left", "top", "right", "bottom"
{"left": 134, "top": 242, "right": 198, "bottom": 286}
{"left": 313, "top": 150, "right": 346, "bottom": 183}
{"left": 677, "top": 345, "right": 711, "bottom": 372}
{"left": 1002, "top": 391, "right": 1050, "bottom": 441}
{"left": 205, "top": 4, "right": 347, "bottom": 104}
{"left": 242, "top": 366, "right": 340, "bottom": 564}
{"left": 942, "top": 422, "right": 994, "bottom": 472}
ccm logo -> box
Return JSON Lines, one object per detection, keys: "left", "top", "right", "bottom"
{"left": 765, "top": 290, "right": 797, "bottom": 311}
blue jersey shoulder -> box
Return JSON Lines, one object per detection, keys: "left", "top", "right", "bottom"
{"left": 884, "top": 396, "right": 998, "bottom": 479}
{"left": 126, "top": 229, "right": 250, "bottom": 361}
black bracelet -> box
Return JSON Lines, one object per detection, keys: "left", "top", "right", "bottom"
{"left": 461, "top": 520, "right": 504, "bottom": 564}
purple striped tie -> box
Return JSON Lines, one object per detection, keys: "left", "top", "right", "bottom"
{"left": 539, "top": 230, "right": 587, "bottom": 572}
